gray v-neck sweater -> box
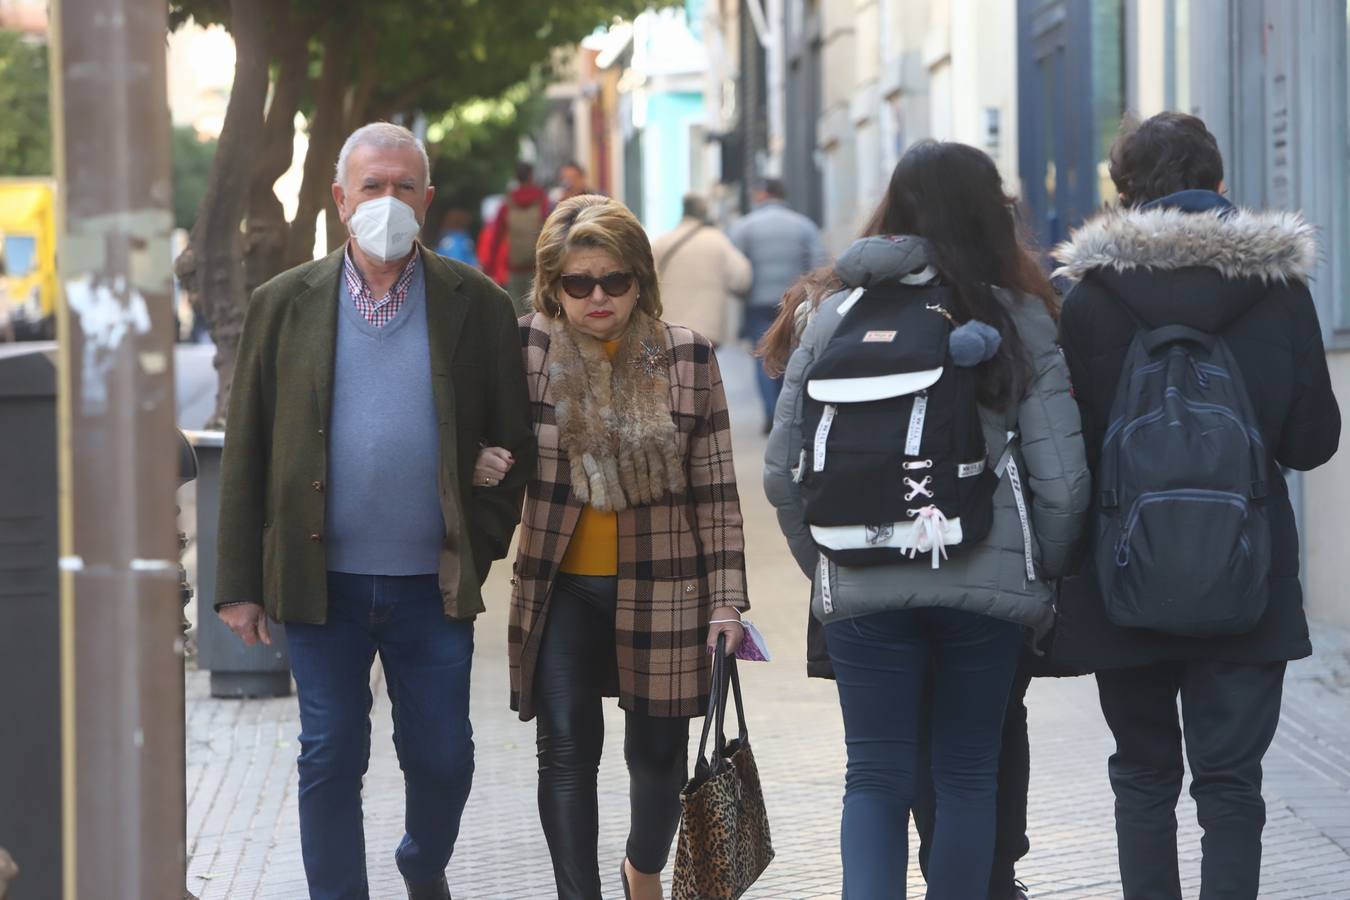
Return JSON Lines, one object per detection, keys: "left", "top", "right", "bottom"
{"left": 325, "top": 258, "right": 445, "bottom": 575}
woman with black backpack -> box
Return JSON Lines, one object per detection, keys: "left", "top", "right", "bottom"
{"left": 1052, "top": 112, "right": 1340, "bottom": 900}
{"left": 764, "top": 141, "right": 1090, "bottom": 898}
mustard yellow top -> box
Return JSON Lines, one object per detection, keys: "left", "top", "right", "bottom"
{"left": 559, "top": 339, "right": 622, "bottom": 575}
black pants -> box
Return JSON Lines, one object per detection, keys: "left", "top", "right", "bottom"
{"left": 534, "top": 575, "right": 690, "bottom": 900}
{"left": 1095, "top": 660, "right": 1286, "bottom": 900}
{"left": 914, "top": 655, "right": 1033, "bottom": 899}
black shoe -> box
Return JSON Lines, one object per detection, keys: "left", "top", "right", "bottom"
{"left": 1010, "top": 879, "right": 1030, "bottom": 900}
{"left": 404, "top": 873, "right": 451, "bottom": 900}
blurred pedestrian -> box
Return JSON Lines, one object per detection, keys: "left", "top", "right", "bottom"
{"left": 472, "top": 195, "right": 750, "bottom": 900}
{"left": 729, "top": 177, "right": 828, "bottom": 432}
{"left": 433, "top": 206, "right": 480, "bottom": 269}
{"left": 486, "top": 161, "right": 551, "bottom": 315}
{"left": 214, "top": 122, "right": 535, "bottom": 900}
{"left": 1053, "top": 112, "right": 1341, "bottom": 900}
{"left": 477, "top": 194, "right": 509, "bottom": 286}
{"left": 650, "top": 193, "right": 751, "bottom": 347}
{"left": 556, "top": 159, "right": 594, "bottom": 201}
{"left": 763, "top": 141, "right": 1089, "bottom": 899}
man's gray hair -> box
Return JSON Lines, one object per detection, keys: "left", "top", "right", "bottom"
{"left": 335, "top": 122, "right": 430, "bottom": 189}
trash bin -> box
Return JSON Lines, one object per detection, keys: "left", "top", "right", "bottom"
{"left": 184, "top": 430, "right": 291, "bottom": 698}
{"left": 0, "top": 343, "right": 62, "bottom": 900}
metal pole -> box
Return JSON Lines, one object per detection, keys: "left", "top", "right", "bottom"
{"left": 50, "top": 0, "right": 184, "bottom": 898}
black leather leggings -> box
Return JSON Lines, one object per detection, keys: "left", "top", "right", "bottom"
{"left": 534, "top": 574, "right": 690, "bottom": 900}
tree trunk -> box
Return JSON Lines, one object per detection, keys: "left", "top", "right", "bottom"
{"left": 243, "top": 19, "right": 310, "bottom": 296}
{"left": 177, "top": 0, "right": 272, "bottom": 427}
{"left": 287, "top": 26, "right": 351, "bottom": 268}
{"left": 323, "top": 69, "right": 382, "bottom": 254}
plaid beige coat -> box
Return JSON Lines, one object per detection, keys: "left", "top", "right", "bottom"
{"left": 509, "top": 313, "right": 749, "bottom": 720}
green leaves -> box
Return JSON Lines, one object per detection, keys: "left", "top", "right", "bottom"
{"left": 171, "top": 126, "right": 218, "bottom": 231}
{"left": 0, "top": 31, "right": 51, "bottom": 177}
{"left": 170, "top": 0, "right": 664, "bottom": 127}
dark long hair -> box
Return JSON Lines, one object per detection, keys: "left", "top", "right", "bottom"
{"left": 760, "top": 141, "right": 1056, "bottom": 410}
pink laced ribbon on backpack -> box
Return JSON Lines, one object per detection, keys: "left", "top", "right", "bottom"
{"left": 905, "top": 505, "right": 950, "bottom": 570}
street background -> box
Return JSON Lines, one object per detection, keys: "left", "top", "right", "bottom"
{"left": 177, "top": 344, "right": 1350, "bottom": 900}
{"left": 4, "top": 1, "right": 1350, "bottom": 898}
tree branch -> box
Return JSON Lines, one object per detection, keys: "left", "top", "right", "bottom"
{"left": 243, "top": 11, "right": 314, "bottom": 293}
{"left": 180, "top": 0, "right": 273, "bottom": 426}
{"left": 286, "top": 24, "right": 351, "bottom": 267}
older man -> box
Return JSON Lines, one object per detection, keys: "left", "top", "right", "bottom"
{"left": 215, "top": 122, "right": 535, "bottom": 900}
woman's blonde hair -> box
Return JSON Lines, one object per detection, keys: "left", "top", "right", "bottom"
{"left": 532, "top": 195, "right": 663, "bottom": 319}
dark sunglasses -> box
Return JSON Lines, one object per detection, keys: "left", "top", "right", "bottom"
{"left": 559, "top": 271, "right": 635, "bottom": 299}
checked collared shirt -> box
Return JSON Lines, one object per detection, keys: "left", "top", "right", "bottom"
{"left": 343, "top": 245, "right": 419, "bottom": 328}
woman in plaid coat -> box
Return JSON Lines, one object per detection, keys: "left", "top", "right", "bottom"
{"left": 473, "top": 195, "right": 750, "bottom": 900}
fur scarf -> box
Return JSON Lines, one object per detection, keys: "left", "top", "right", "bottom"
{"left": 1052, "top": 205, "right": 1318, "bottom": 284}
{"left": 548, "top": 311, "right": 686, "bottom": 512}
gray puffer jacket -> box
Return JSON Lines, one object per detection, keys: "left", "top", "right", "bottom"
{"left": 763, "top": 236, "right": 1090, "bottom": 637}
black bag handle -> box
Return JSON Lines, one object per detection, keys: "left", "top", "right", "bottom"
{"left": 695, "top": 635, "right": 749, "bottom": 776}
{"left": 1143, "top": 325, "right": 1216, "bottom": 354}
{"left": 695, "top": 637, "right": 725, "bottom": 769}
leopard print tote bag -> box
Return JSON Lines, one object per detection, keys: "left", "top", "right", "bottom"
{"left": 672, "top": 638, "right": 774, "bottom": 899}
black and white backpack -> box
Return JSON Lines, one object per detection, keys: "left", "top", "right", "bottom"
{"left": 1095, "top": 313, "right": 1271, "bottom": 636}
{"left": 797, "top": 280, "right": 1005, "bottom": 568}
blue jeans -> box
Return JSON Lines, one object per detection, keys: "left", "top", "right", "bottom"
{"left": 744, "top": 305, "right": 784, "bottom": 423}
{"left": 286, "top": 572, "right": 475, "bottom": 899}
{"left": 825, "top": 607, "right": 1023, "bottom": 900}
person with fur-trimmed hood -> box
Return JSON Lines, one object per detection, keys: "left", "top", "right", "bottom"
{"left": 1052, "top": 112, "right": 1340, "bottom": 900}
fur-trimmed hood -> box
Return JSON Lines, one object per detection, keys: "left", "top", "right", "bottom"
{"left": 1052, "top": 204, "right": 1318, "bottom": 285}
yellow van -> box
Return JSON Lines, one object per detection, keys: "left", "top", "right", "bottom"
{"left": 0, "top": 178, "right": 57, "bottom": 340}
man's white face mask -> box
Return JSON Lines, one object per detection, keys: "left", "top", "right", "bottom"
{"left": 348, "top": 195, "right": 421, "bottom": 262}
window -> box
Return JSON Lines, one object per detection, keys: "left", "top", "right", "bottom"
{"left": 0, "top": 235, "right": 37, "bottom": 279}
{"left": 985, "top": 107, "right": 1001, "bottom": 158}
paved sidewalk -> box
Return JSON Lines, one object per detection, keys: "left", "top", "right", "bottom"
{"left": 185, "top": 346, "right": 1350, "bottom": 899}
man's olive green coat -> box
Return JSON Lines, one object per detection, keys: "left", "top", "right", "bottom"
{"left": 215, "top": 245, "right": 536, "bottom": 623}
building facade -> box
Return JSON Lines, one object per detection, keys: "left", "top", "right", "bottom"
{"left": 757, "top": 0, "right": 1020, "bottom": 250}
{"left": 541, "top": 4, "right": 721, "bottom": 236}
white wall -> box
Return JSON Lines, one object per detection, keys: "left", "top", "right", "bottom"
{"left": 1302, "top": 350, "right": 1350, "bottom": 629}
{"left": 818, "top": 0, "right": 860, "bottom": 250}
{"left": 813, "top": 0, "right": 1021, "bottom": 249}
{"left": 947, "top": 0, "right": 1019, "bottom": 189}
